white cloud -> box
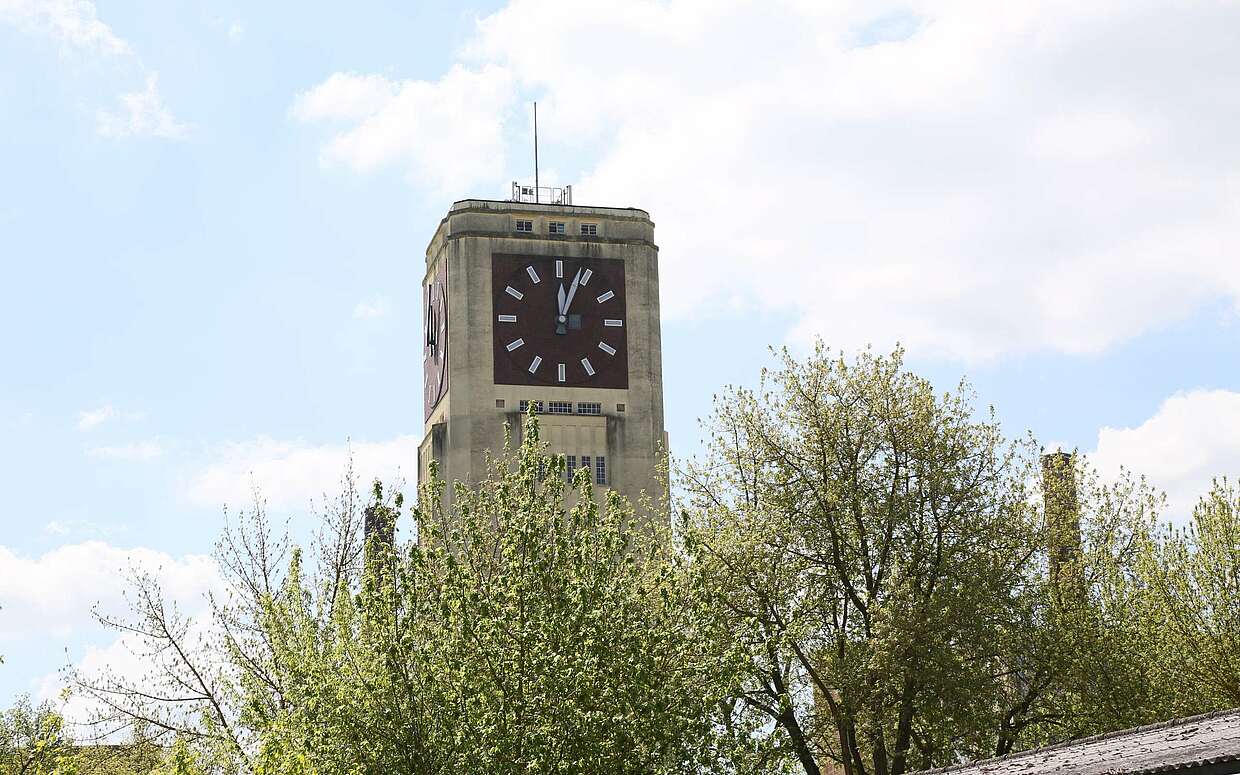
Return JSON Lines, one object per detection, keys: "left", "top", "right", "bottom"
{"left": 36, "top": 628, "right": 152, "bottom": 721}
{"left": 77, "top": 403, "right": 142, "bottom": 430}
{"left": 5, "top": 541, "right": 218, "bottom": 724}
{"left": 1087, "top": 389, "right": 1240, "bottom": 523}
{"left": 353, "top": 296, "right": 390, "bottom": 320}
{"left": 87, "top": 440, "right": 164, "bottom": 461}
{"left": 0, "top": 0, "right": 130, "bottom": 56}
{"left": 1, "top": 1, "right": 190, "bottom": 139}
{"left": 227, "top": 18, "right": 243, "bottom": 42}
{"left": 43, "top": 519, "right": 127, "bottom": 537}
{"left": 77, "top": 403, "right": 116, "bottom": 430}
{"left": 290, "top": 65, "right": 514, "bottom": 192}
{"left": 1030, "top": 111, "right": 1162, "bottom": 161}
{"left": 293, "top": 0, "right": 1240, "bottom": 361}
{"left": 291, "top": 72, "right": 398, "bottom": 123}
{"left": 0, "top": 541, "right": 217, "bottom": 643}
{"left": 35, "top": 609, "right": 219, "bottom": 729}
{"left": 188, "top": 435, "right": 418, "bottom": 510}
{"left": 97, "top": 73, "right": 192, "bottom": 139}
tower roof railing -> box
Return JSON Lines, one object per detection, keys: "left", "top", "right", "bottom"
{"left": 510, "top": 182, "right": 573, "bottom": 205}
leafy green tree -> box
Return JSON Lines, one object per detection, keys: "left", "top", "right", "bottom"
{"left": 1009, "top": 461, "right": 1171, "bottom": 746}
{"left": 67, "top": 342, "right": 1240, "bottom": 775}
{"left": 1139, "top": 478, "right": 1240, "bottom": 710}
{"left": 149, "top": 739, "right": 206, "bottom": 775}
{"left": 74, "top": 417, "right": 744, "bottom": 774}
{"left": 681, "top": 345, "right": 1045, "bottom": 775}
{"left": 71, "top": 458, "right": 384, "bottom": 772}
{"left": 0, "top": 695, "right": 179, "bottom": 774}
{"left": 0, "top": 695, "right": 76, "bottom": 774}
{"left": 678, "top": 345, "right": 1206, "bottom": 774}
{"left": 250, "top": 417, "right": 741, "bottom": 773}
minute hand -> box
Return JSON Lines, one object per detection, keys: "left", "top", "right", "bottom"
{"left": 562, "top": 269, "right": 582, "bottom": 314}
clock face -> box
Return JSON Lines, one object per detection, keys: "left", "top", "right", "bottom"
{"left": 423, "top": 258, "right": 449, "bottom": 418}
{"left": 491, "top": 253, "right": 628, "bottom": 389}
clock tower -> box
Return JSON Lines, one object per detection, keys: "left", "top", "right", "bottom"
{"left": 419, "top": 191, "right": 666, "bottom": 510}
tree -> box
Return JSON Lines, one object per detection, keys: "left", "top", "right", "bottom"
{"left": 72, "top": 416, "right": 743, "bottom": 773}
{"left": 0, "top": 695, "right": 76, "bottom": 774}
{"left": 1005, "top": 460, "right": 1171, "bottom": 746}
{"left": 67, "top": 343, "right": 1238, "bottom": 775}
{"left": 1139, "top": 478, "right": 1240, "bottom": 709}
{"left": 69, "top": 459, "right": 382, "bottom": 772}
{"left": 678, "top": 345, "right": 1216, "bottom": 775}
{"left": 249, "top": 417, "right": 741, "bottom": 773}
{"left": 681, "top": 345, "right": 1044, "bottom": 775}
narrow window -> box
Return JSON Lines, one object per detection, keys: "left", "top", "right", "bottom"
{"left": 581, "top": 456, "right": 591, "bottom": 480}
{"left": 576, "top": 402, "right": 601, "bottom": 416}
{"left": 595, "top": 456, "right": 607, "bottom": 485}
{"left": 548, "top": 401, "right": 572, "bottom": 415}
{"left": 549, "top": 221, "right": 566, "bottom": 234}
{"left": 566, "top": 455, "right": 577, "bottom": 481}
{"left": 515, "top": 219, "right": 534, "bottom": 233}
{"left": 580, "top": 223, "right": 598, "bottom": 236}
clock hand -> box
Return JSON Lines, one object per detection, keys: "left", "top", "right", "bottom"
{"left": 562, "top": 269, "right": 583, "bottom": 315}
{"left": 557, "top": 282, "right": 567, "bottom": 317}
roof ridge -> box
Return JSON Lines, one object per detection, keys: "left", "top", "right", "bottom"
{"left": 915, "top": 707, "right": 1240, "bottom": 775}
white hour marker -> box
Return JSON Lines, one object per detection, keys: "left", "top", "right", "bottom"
{"left": 581, "top": 357, "right": 595, "bottom": 376}
{"left": 557, "top": 363, "right": 566, "bottom": 383}
{"left": 497, "top": 314, "right": 517, "bottom": 323}
{"left": 604, "top": 319, "right": 624, "bottom": 327}
{"left": 528, "top": 355, "right": 542, "bottom": 373}
{"left": 580, "top": 269, "right": 593, "bottom": 285}
{"left": 596, "top": 290, "right": 615, "bottom": 303}
{"left": 506, "top": 338, "right": 525, "bottom": 351}
{"left": 598, "top": 342, "right": 616, "bottom": 355}
{"left": 526, "top": 266, "right": 540, "bottom": 284}
{"left": 555, "top": 260, "right": 563, "bottom": 278}
{"left": 505, "top": 286, "right": 524, "bottom": 300}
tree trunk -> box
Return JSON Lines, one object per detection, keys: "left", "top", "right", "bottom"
{"left": 779, "top": 707, "right": 822, "bottom": 775}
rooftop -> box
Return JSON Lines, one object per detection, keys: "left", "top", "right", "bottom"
{"left": 446, "top": 198, "right": 651, "bottom": 219}
{"left": 914, "top": 709, "right": 1240, "bottom": 775}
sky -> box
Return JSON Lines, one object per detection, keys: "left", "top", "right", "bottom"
{"left": 1, "top": 0, "right": 1239, "bottom": 717}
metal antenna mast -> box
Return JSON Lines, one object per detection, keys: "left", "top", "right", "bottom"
{"left": 533, "top": 101, "right": 539, "bottom": 203}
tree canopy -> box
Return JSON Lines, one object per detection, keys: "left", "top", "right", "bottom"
{"left": 48, "top": 344, "right": 1240, "bottom": 775}
{"left": 69, "top": 416, "right": 742, "bottom": 774}
{"left": 679, "top": 344, "right": 1236, "bottom": 774}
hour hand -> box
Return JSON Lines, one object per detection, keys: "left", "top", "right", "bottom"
{"left": 556, "top": 282, "right": 568, "bottom": 334}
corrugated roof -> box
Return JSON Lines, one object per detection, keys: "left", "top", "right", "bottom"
{"left": 914, "top": 708, "right": 1240, "bottom": 775}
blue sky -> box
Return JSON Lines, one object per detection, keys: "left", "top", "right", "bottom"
{"left": 1, "top": 0, "right": 1239, "bottom": 716}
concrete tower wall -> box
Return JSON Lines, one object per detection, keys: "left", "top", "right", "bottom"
{"left": 418, "top": 199, "right": 667, "bottom": 513}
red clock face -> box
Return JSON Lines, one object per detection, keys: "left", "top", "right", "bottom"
{"left": 423, "top": 259, "right": 448, "bottom": 418}
{"left": 492, "top": 253, "right": 628, "bottom": 389}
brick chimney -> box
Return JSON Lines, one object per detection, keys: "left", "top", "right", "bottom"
{"left": 1041, "top": 451, "right": 1083, "bottom": 602}
{"left": 364, "top": 501, "right": 397, "bottom": 582}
